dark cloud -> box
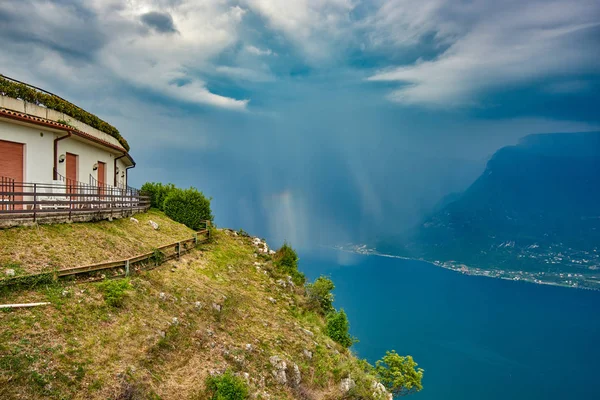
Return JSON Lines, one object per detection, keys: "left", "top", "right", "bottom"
{"left": 0, "top": 0, "right": 105, "bottom": 61}
{"left": 140, "top": 11, "right": 178, "bottom": 34}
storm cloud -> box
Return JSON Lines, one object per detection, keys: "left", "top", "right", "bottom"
{"left": 140, "top": 11, "right": 178, "bottom": 34}
{"left": 0, "top": 0, "right": 599, "bottom": 247}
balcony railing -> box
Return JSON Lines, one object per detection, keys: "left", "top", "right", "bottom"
{"left": 0, "top": 175, "right": 149, "bottom": 223}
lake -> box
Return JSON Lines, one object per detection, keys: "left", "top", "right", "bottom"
{"left": 299, "top": 248, "right": 600, "bottom": 400}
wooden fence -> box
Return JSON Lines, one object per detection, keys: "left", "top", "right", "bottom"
{"left": 0, "top": 224, "right": 211, "bottom": 288}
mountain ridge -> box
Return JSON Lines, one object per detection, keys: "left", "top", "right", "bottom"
{"left": 376, "top": 131, "right": 600, "bottom": 288}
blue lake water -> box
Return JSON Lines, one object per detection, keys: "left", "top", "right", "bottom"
{"left": 299, "top": 248, "right": 600, "bottom": 400}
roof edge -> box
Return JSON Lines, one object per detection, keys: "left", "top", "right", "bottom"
{"left": 0, "top": 107, "right": 135, "bottom": 166}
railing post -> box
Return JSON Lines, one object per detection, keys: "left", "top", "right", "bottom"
{"left": 69, "top": 185, "right": 72, "bottom": 220}
{"left": 177, "top": 242, "right": 181, "bottom": 259}
{"left": 125, "top": 259, "right": 130, "bottom": 276}
{"left": 33, "top": 183, "right": 37, "bottom": 222}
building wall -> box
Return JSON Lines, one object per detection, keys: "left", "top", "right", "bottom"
{"left": 0, "top": 119, "right": 127, "bottom": 187}
{"left": 0, "top": 95, "right": 125, "bottom": 151}
{"left": 116, "top": 158, "right": 128, "bottom": 187}
{"left": 0, "top": 119, "right": 54, "bottom": 183}
{"left": 56, "top": 138, "right": 118, "bottom": 186}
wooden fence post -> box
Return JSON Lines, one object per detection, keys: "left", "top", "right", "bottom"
{"left": 125, "top": 259, "right": 130, "bottom": 276}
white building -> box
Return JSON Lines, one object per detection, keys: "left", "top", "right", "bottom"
{"left": 0, "top": 95, "right": 135, "bottom": 188}
{"left": 0, "top": 77, "right": 146, "bottom": 227}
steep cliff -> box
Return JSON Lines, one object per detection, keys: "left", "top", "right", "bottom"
{"left": 0, "top": 212, "right": 391, "bottom": 399}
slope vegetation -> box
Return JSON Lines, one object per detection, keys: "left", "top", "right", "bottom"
{"left": 0, "top": 220, "right": 389, "bottom": 399}
{"left": 0, "top": 210, "right": 194, "bottom": 276}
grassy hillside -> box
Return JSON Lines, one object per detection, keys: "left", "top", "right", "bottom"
{"left": 0, "top": 210, "right": 194, "bottom": 276}
{"left": 0, "top": 219, "right": 390, "bottom": 399}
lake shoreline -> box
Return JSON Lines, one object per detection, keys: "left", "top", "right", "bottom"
{"left": 326, "top": 245, "right": 600, "bottom": 292}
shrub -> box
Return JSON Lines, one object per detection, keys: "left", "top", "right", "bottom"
{"left": 98, "top": 278, "right": 131, "bottom": 308}
{"left": 163, "top": 187, "right": 213, "bottom": 230}
{"left": 326, "top": 309, "right": 356, "bottom": 348}
{"left": 273, "top": 242, "right": 305, "bottom": 285}
{"left": 306, "top": 276, "right": 335, "bottom": 315}
{"left": 151, "top": 248, "right": 165, "bottom": 266}
{"left": 375, "top": 351, "right": 424, "bottom": 397}
{"left": 205, "top": 370, "right": 249, "bottom": 400}
{"left": 140, "top": 182, "right": 176, "bottom": 210}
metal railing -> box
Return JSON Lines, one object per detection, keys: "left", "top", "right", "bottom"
{"left": 0, "top": 175, "right": 149, "bottom": 221}
{"left": 88, "top": 174, "right": 140, "bottom": 198}
{"left": 0, "top": 176, "right": 16, "bottom": 211}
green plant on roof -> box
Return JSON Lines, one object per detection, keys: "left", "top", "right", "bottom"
{"left": 0, "top": 76, "right": 130, "bottom": 151}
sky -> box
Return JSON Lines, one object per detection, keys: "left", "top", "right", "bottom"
{"left": 1, "top": 0, "right": 599, "bottom": 248}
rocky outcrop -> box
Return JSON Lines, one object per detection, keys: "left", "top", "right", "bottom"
{"left": 340, "top": 377, "right": 356, "bottom": 393}
{"left": 269, "top": 356, "right": 301, "bottom": 388}
{"left": 372, "top": 381, "right": 393, "bottom": 400}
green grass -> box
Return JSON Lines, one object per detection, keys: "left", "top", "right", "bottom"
{"left": 0, "top": 209, "right": 194, "bottom": 275}
{"left": 0, "top": 226, "right": 382, "bottom": 399}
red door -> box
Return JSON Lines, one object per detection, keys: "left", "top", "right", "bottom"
{"left": 97, "top": 161, "right": 106, "bottom": 198}
{"left": 0, "top": 139, "right": 24, "bottom": 210}
{"left": 66, "top": 153, "right": 78, "bottom": 194}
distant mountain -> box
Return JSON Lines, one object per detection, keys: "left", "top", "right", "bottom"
{"left": 378, "top": 132, "right": 600, "bottom": 287}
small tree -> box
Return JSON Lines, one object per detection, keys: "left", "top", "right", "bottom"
{"left": 163, "top": 187, "right": 213, "bottom": 230}
{"left": 375, "top": 351, "right": 423, "bottom": 397}
{"left": 273, "top": 242, "right": 305, "bottom": 285}
{"left": 325, "top": 309, "right": 356, "bottom": 348}
{"left": 306, "top": 276, "right": 335, "bottom": 315}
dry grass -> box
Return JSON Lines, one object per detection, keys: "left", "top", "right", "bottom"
{"left": 0, "top": 210, "right": 194, "bottom": 275}
{"left": 0, "top": 227, "right": 380, "bottom": 400}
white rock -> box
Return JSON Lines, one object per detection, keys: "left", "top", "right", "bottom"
{"left": 159, "top": 292, "right": 166, "bottom": 301}
{"left": 372, "top": 381, "right": 393, "bottom": 400}
{"left": 269, "top": 356, "right": 287, "bottom": 385}
{"left": 267, "top": 297, "right": 276, "bottom": 304}
{"left": 303, "top": 349, "right": 313, "bottom": 359}
{"left": 290, "top": 363, "right": 301, "bottom": 387}
{"left": 245, "top": 343, "right": 253, "bottom": 352}
{"left": 301, "top": 328, "right": 314, "bottom": 337}
{"left": 212, "top": 303, "right": 222, "bottom": 312}
{"left": 340, "top": 377, "right": 356, "bottom": 393}
{"left": 171, "top": 317, "right": 179, "bottom": 325}
{"left": 130, "top": 217, "right": 139, "bottom": 223}
{"left": 148, "top": 220, "right": 159, "bottom": 230}
{"left": 194, "top": 301, "right": 203, "bottom": 309}
{"left": 5, "top": 269, "right": 15, "bottom": 277}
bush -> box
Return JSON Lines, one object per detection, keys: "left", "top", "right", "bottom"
{"left": 163, "top": 187, "right": 213, "bottom": 230}
{"left": 326, "top": 309, "right": 356, "bottom": 348}
{"left": 375, "top": 351, "right": 424, "bottom": 397}
{"left": 306, "top": 276, "right": 335, "bottom": 315}
{"left": 205, "top": 370, "right": 249, "bottom": 400}
{"left": 273, "top": 242, "right": 305, "bottom": 285}
{"left": 140, "top": 182, "right": 175, "bottom": 210}
{"left": 98, "top": 278, "right": 131, "bottom": 308}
